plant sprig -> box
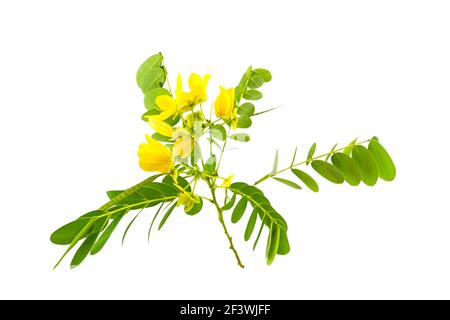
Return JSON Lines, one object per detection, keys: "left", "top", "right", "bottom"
{"left": 50, "top": 53, "right": 396, "bottom": 269}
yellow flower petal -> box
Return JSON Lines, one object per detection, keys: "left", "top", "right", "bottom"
{"left": 155, "top": 95, "right": 177, "bottom": 120}
{"left": 172, "top": 137, "right": 194, "bottom": 158}
{"left": 189, "top": 73, "right": 210, "bottom": 104}
{"left": 214, "top": 86, "right": 235, "bottom": 118}
{"left": 175, "top": 73, "right": 211, "bottom": 109}
{"left": 138, "top": 135, "right": 173, "bottom": 173}
{"left": 222, "top": 175, "right": 234, "bottom": 188}
{"left": 148, "top": 116, "right": 174, "bottom": 137}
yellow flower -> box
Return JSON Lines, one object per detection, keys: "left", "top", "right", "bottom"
{"left": 176, "top": 73, "right": 211, "bottom": 110}
{"left": 177, "top": 191, "right": 195, "bottom": 211}
{"left": 214, "top": 86, "right": 235, "bottom": 119}
{"left": 222, "top": 175, "right": 234, "bottom": 188}
{"left": 138, "top": 135, "right": 173, "bottom": 173}
{"left": 176, "top": 191, "right": 200, "bottom": 212}
{"left": 172, "top": 136, "right": 194, "bottom": 158}
{"left": 155, "top": 95, "right": 178, "bottom": 120}
{"left": 147, "top": 116, "right": 174, "bottom": 137}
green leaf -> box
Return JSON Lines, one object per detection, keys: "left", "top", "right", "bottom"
{"left": 325, "top": 143, "right": 338, "bottom": 161}
{"left": 248, "top": 75, "right": 264, "bottom": 89}
{"left": 253, "top": 218, "right": 265, "bottom": 251}
{"left": 141, "top": 109, "right": 159, "bottom": 122}
{"left": 343, "top": 138, "right": 358, "bottom": 155}
{"left": 148, "top": 203, "right": 165, "bottom": 242}
{"left": 50, "top": 210, "right": 104, "bottom": 245}
{"left": 136, "top": 53, "right": 163, "bottom": 88}
{"left": 331, "top": 153, "right": 362, "bottom": 186}
{"left": 143, "top": 88, "right": 170, "bottom": 110}
{"left": 277, "top": 229, "right": 290, "bottom": 255}
{"left": 306, "top": 143, "right": 316, "bottom": 165}
{"left": 152, "top": 132, "right": 171, "bottom": 142}
{"left": 163, "top": 175, "right": 191, "bottom": 192}
{"left": 230, "top": 133, "right": 250, "bottom": 142}
{"left": 143, "top": 182, "right": 178, "bottom": 198}
{"left": 106, "top": 191, "right": 150, "bottom": 209}
{"left": 53, "top": 219, "right": 96, "bottom": 269}
{"left": 185, "top": 198, "right": 203, "bottom": 216}
{"left": 244, "top": 209, "right": 258, "bottom": 241}
{"left": 238, "top": 103, "right": 255, "bottom": 116}
{"left": 235, "top": 66, "right": 252, "bottom": 103}
{"left": 290, "top": 147, "right": 298, "bottom": 167}
{"left": 291, "top": 169, "right": 319, "bottom": 192}
{"left": 222, "top": 192, "right": 236, "bottom": 211}
{"left": 229, "top": 182, "right": 287, "bottom": 232}
{"left": 368, "top": 139, "right": 396, "bottom": 181}
{"left": 211, "top": 125, "right": 226, "bottom": 141}
{"left": 252, "top": 68, "right": 272, "bottom": 82}
{"left": 105, "top": 183, "right": 173, "bottom": 211}
{"left": 231, "top": 197, "right": 248, "bottom": 224}
{"left": 311, "top": 160, "right": 344, "bottom": 184}
{"left": 266, "top": 223, "right": 280, "bottom": 265}
{"left": 243, "top": 90, "right": 262, "bottom": 100}
{"left": 272, "top": 150, "right": 279, "bottom": 174}
{"left": 122, "top": 211, "right": 141, "bottom": 245}
{"left": 70, "top": 233, "right": 99, "bottom": 268}
{"left": 273, "top": 177, "right": 302, "bottom": 189}
{"left": 164, "top": 114, "right": 180, "bottom": 126}
{"left": 236, "top": 117, "right": 252, "bottom": 128}
{"left": 91, "top": 211, "right": 126, "bottom": 255}
{"left": 204, "top": 155, "right": 217, "bottom": 174}
{"left": 139, "top": 67, "right": 166, "bottom": 95}
{"left": 351, "top": 146, "right": 379, "bottom": 186}
{"left": 158, "top": 202, "right": 177, "bottom": 230}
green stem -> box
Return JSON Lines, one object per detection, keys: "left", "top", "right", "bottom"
{"left": 209, "top": 184, "right": 244, "bottom": 268}
{"left": 216, "top": 125, "right": 232, "bottom": 177}
{"left": 254, "top": 139, "right": 370, "bottom": 185}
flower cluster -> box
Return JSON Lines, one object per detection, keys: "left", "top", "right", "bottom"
{"left": 137, "top": 71, "right": 237, "bottom": 211}
{"left": 138, "top": 73, "right": 235, "bottom": 172}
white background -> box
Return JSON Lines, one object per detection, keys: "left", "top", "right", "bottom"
{"left": 1, "top": 0, "right": 449, "bottom": 299}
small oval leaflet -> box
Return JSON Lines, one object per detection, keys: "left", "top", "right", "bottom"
{"left": 231, "top": 197, "right": 248, "bottom": 223}
{"left": 211, "top": 125, "right": 226, "bottom": 140}
{"left": 273, "top": 177, "right": 302, "bottom": 189}
{"left": 248, "top": 75, "right": 264, "bottom": 89}
{"left": 237, "top": 103, "right": 255, "bottom": 116}
{"left": 139, "top": 67, "right": 166, "bottom": 95}
{"left": 91, "top": 212, "right": 126, "bottom": 255}
{"left": 368, "top": 140, "right": 396, "bottom": 181}
{"left": 291, "top": 169, "right": 319, "bottom": 192}
{"left": 311, "top": 160, "right": 344, "bottom": 184}
{"left": 144, "top": 87, "right": 170, "bottom": 110}
{"left": 243, "top": 90, "right": 263, "bottom": 100}
{"left": 351, "top": 146, "right": 379, "bottom": 186}
{"left": 306, "top": 143, "right": 317, "bottom": 165}
{"left": 237, "top": 117, "right": 252, "bottom": 128}
{"left": 266, "top": 223, "right": 280, "bottom": 265}
{"left": 136, "top": 53, "right": 163, "bottom": 88}
{"left": 252, "top": 68, "right": 272, "bottom": 82}
{"left": 277, "top": 229, "right": 290, "bottom": 255}
{"left": 185, "top": 197, "right": 203, "bottom": 216}
{"left": 158, "top": 202, "right": 177, "bottom": 230}
{"left": 222, "top": 192, "right": 237, "bottom": 211}
{"left": 50, "top": 210, "right": 104, "bottom": 245}
{"left": 331, "top": 153, "right": 362, "bottom": 186}
{"left": 71, "top": 233, "right": 99, "bottom": 268}
{"left": 244, "top": 209, "right": 258, "bottom": 241}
